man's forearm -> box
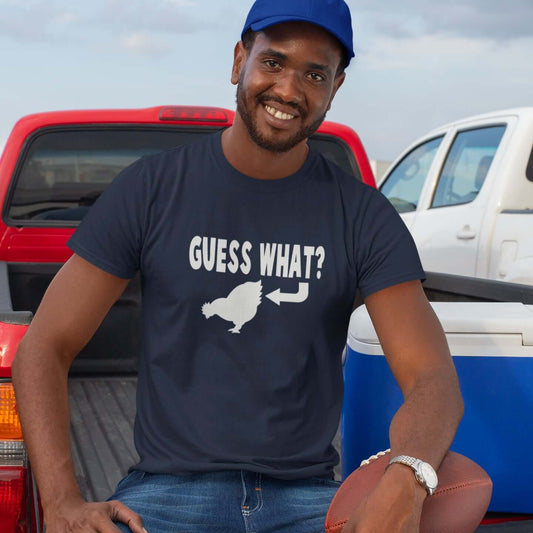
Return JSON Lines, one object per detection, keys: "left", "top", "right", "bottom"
{"left": 388, "top": 365, "right": 464, "bottom": 469}
{"left": 365, "top": 281, "right": 464, "bottom": 470}
{"left": 12, "top": 338, "right": 83, "bottom": 514}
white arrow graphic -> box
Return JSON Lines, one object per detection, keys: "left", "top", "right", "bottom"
{"left": 266, "top": 283, "right": 309, "bottom": 306}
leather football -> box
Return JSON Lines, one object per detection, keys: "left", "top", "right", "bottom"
{"left": 325, "top": 451, "right": 492, "bottom": 533}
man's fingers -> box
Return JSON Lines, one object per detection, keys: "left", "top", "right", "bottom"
{"left": 107, "top": 500, "right": 146, "bottom": 533}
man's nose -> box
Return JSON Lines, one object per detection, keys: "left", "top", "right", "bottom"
{"left": 272, "top": 70, "right": 304, "bottom": 107}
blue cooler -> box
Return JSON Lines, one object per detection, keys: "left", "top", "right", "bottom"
{"left": 341, "top": 302, "right": 533, "bottom": 513}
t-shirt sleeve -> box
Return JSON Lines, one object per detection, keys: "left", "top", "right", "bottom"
{"left": 355, "top": 188, "right": 425, "bottom": 299}
{"left": 67, "top": 158, "right": 149, "bottom": 279}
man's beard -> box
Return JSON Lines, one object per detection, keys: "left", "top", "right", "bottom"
{"left": 236, "top": 83, "right": 326, "bottom": 153}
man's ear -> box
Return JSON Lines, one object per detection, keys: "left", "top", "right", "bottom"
{"left": 327, "top": 71, "right": 346, "bottom": 111}
{"left": 231, "top": 41, "right": 247, "bottom": 85}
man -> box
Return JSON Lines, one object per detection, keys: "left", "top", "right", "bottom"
{"left": 12, "top": 0, "right": 463, "bottom": 532}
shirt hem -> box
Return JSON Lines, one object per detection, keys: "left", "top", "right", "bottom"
{"left": 360, "top": 270, "right": 426, "bottom": 300}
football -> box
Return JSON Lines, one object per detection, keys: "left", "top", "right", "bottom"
{"left": 325, "top": 451, "right": 492, "bottom": 533}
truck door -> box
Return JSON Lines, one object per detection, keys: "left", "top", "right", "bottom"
{"left": 409, "top": 125, "right": 506, "bottom": 276}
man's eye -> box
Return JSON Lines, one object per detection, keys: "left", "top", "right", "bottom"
{"left": 264, "top": 60, "right": 280, "bottom": 69}
{"left": 308, "top": 73, "right": 325, "bottom": 82}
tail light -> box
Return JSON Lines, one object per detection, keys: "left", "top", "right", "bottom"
{"left": 0, "top": 467, "right": 27, "bottom": 532}
{"left": 158, "top": 106, "right": 230, "bottom": 123}
{"left": 0, "top": 382, "right": 31, "bottom": 533}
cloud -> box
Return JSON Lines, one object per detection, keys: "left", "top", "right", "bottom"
{"left": 362, "top": 34, "right": 492, "bottom": 71}
{"left": 0, "top": 0, "right": 206, "bottom": 45}
{"left": 421, "top": 1, "right": 533, "bottom": 41}
{"left": 0, "top": 1, "right": 62, "bottom": 42}
{"left": 349, "top": 0, "right": 533, "bottom": 42}
{"left": 98, "top": 0, "right": 201, "bottom": 35}
{"left": 119, "top": 32, "right": 171, "bottom": 56}
{"left": 52, "top": 12, "right": 78, "bottom": 26}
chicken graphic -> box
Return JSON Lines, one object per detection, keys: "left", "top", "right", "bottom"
{"left": 202, "top": 280, "right": 262, "bottom": 334}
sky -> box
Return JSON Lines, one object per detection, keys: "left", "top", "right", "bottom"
{"left": 0, "top": 0, "right": 532, "bottom": 162}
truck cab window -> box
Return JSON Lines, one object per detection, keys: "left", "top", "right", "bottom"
{"left": 380, "top": 136, "right": 443, "bottom": 213}
{"left": 7, "top": 128, "right": 362, "bottom": 225}
{"left": 8, "top": 128, "right": 209, "bottom": 224}
{"left": 431, "top": 126, "right": 506, "bottom": 208}
{"left": 307, "top": 135, "right": 361, "bottom": 180}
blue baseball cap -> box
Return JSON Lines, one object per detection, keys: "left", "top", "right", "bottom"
{"left": 242, "top": 0, "right": 355, "bottom": 65}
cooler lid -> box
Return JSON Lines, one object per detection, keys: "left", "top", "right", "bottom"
{"left": 347, "top": 302, "right": 533, "bottom": 356}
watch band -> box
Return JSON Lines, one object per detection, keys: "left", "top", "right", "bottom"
{"left": 389, "top": 455, "right": 419, "bottom": 469}
{"left": 387, "top": 455, "right": 438, "bottom": 496}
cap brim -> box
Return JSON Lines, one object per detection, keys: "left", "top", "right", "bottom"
{"left": 250, "top": 15, "right": 311, "bottom": 33}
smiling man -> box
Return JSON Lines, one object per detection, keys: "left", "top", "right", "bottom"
{"left": 12, "top": 1, "right": 463, "bottom": 532}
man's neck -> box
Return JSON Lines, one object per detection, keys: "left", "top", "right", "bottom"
{"left": 221, "top": 122, "right": 309, "bottom": 180}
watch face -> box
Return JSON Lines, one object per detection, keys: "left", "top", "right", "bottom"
{"left": 420, "top": 462, "right": 438, "bottom": 488}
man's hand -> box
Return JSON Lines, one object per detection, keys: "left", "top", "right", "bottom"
{"left": 44, "top": 496, "right": 146, "bottom": 533}
{"left": 341, "top": 465, "right": 426, "bottom": 533}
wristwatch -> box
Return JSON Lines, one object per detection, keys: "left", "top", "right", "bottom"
{"left": 387, "top": 455, "right": 438, "bottom": 496}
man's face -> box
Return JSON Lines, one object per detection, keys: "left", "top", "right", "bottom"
{"left": 232, "top": 22, "right": 346, "bottom": 153}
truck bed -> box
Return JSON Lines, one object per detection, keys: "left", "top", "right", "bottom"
{"left": 68, "top": 375, "right": 344, "bottom": 500}
{"left": 69, "top": 376, "right": 139, "bottom": 502}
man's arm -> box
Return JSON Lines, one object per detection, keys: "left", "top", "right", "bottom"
{"left": 12, "top": 254, "right": 145, "bottom": 533}
{"left": 343, "top": 280, "right": 464, "bottom": 533}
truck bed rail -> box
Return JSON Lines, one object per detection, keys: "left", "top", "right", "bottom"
{"left": 423, "top": 272, "right": 533, "bottom": 304}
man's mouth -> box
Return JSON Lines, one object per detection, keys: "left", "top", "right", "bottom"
{"left": 264, "top": 104, "right": 296, "bottom": 121}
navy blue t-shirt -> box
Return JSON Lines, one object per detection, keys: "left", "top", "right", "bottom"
{"left": 68, "top": 132, "right": 424, "bottom": 480}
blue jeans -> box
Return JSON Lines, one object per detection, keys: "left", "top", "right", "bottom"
{"left": 110, "top": 470, "right": 340, "bottom": 532}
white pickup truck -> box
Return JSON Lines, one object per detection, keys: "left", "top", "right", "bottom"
{"left": 379, "top": 108, "right": 533, "bottom": 284}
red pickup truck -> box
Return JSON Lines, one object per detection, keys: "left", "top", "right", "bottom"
{"left": 0, "top": 105, "right": 375, "bottom": 532}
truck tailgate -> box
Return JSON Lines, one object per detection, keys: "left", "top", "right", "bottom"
{"left": 68, "top": 376, "right": 139, "bottom": 502}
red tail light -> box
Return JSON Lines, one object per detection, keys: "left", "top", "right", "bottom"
{"left": 0, "top": 467, "right": 26, "bottom": 533}
{"left": 158, "top": 106, "right": 229, "bottom": 122}
{"left": 0, "top": 383, "right": 32, "bottom": 532}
